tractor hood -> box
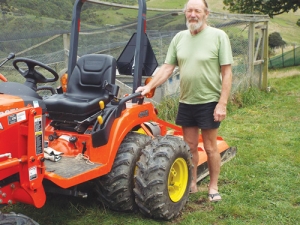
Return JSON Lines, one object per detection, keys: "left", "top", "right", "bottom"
{"left": 0, "top": 82, "right": 47, "bottom": 114}
{"left": 0, "top": 94, "right": 25, "bottom": 113}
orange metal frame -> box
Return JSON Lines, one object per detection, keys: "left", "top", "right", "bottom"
{"left": 0, "top": 97, "right": 46, "bottom": 208}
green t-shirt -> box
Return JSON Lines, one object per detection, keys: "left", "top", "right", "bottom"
{"left": 165, "top": 26, "right": 233, "bottom": 104}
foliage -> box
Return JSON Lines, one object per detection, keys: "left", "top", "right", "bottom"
{"left": 228, "top": 86, "right": 267, "bottom": 110}
{"left": 155, "top": 94, "right": 179, "bottom": 123}
{"left": 223, "top": 0, "right": 300, "bottom": 18}
{"left": 8, "top": 0, "right": 74, "bottom": 20}
{"left": 268, "top": 32, "right": 286, "bottom": 49}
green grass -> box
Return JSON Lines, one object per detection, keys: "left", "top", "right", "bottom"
{"left": 147, "top": 0, "right": 186, "bottom": 9}
{"left": 1, "top": 72, "right": 300, "bottom": 224}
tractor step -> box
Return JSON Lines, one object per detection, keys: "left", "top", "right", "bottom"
{"left": 45, "top": 156, "right": 102, "bottom": 179}
{"left": 197, "top": 146, "right": 237, "bottom": 182}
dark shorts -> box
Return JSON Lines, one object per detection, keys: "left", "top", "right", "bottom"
{"left": 175, "top": 102, "right": 220, "bottom": 129}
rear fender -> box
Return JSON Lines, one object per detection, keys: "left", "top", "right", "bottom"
{"left": 89, "top": 102, "right": 157, "bottom": 167}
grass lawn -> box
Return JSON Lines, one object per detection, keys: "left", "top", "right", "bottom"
{"left": 1, "top": 68, "right": 300, "bottom": 224}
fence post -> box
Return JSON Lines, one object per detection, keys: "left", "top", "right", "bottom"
{"left": 248, "top": 22, "right": 255, "bottom": 88}
{"left": 293, "top": 43, "right": 296, "bottom": 66}
{"left": 281, "top": 46, "right": 284, "bottom": 67}
{"left": 261, "top": 21, "right": 268, "bottom": 90}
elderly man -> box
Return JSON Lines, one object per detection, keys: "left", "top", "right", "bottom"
{"left": 136, "top": 0, "right": 233, "bottom": 202}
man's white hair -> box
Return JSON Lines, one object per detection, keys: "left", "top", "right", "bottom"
{"left": 183, "top": 0, "right": 209, "bottom": 12}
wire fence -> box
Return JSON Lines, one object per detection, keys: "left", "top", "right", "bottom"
{"left": 269, "top": 45, "right": 300, "bottom": 70}
{"left": 0, "top": 1, "right": 270, "bottom": 101}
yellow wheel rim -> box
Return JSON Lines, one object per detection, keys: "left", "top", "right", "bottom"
{"left": 168, "top": 157, "right": 188, "bottom": 202}
{"left": 135, "top": 127, "right": 147, "bottom": 135}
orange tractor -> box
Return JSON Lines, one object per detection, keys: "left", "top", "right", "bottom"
{"left": 0, "top": 0, "right": 236, "bottom": 223}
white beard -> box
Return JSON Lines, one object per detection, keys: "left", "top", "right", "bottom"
{"left": 186, "top": 20, "right": 203, "bottom": 33}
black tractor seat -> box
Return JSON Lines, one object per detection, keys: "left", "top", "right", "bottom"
{"left": 44, "top": 54, "right": 117, "bottom": 122}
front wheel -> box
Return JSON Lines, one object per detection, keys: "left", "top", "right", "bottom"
{"left": 0, "top": 211, "right": 39, "bottom": 225}
{"left": 134, "top": 135, "right": 192, "bottom": 220}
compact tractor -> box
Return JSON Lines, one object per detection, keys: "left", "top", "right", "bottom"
{"left": 0, "top": 0, "right": 236, "bottom": 223}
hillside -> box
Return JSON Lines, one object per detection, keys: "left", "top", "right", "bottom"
{"left": 206, "top": 0, "right": 299, "bottom": 45}
{"left": 1, "top": 0, "right": 299, "bottom": 45}
{"left": 147, "top": 0, "right": 300, "bottom": 45}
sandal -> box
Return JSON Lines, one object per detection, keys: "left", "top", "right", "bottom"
{"left": 208, "top": 192, "right": 222, "bottom": 202}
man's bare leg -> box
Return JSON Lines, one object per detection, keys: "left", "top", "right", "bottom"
{"left": 201, "top": 128, "right": 221, "bottom": 200}
{"left": 182, "top": 126, "right": 200, "bottom": 193}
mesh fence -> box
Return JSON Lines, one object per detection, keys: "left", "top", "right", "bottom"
{"left": 0, "top": 1, "right": 269, "bottom": 101}
{"left": 269, "top": 46, "right": 300, "bottom": 69}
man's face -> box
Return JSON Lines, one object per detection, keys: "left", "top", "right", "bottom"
{"left": 185, "top": 0, "right": 208, "bottom": 32}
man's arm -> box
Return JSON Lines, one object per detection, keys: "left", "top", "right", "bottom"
{"left": 219, "top": 64, "right": 232, "bottom": 106}
{"left": 214, "top": 64, "right": 232, "bottom": 122}
{"left": 136, "top": 63, "right": 176, "bottom": 96}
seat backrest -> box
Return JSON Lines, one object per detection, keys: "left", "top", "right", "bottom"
{"left": 66, "top": 54, "right": 116, "bottom": 99}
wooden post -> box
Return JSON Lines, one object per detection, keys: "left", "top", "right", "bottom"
{"left": 293, "top": 43, "right": 296, "bottom": 66}
{"left": 261, "top": 21, "right": 269, "bottom": 90}
{"left": 248, "top": 22, "right": 255, "bottom": 88}
{"left": 281, "top": 46, "right": 284, "bottom": 67}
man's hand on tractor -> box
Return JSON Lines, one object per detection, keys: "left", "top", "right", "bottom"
{"left": 0, "top": 74, "right": 7, "bottom": 82}
{"left": 135, "top": 85, "right": 151, "bottom": 96}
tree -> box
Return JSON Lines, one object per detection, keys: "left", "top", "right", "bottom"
{"left": 268, "top": 32, "right": 286, "bottom": 49}
{"left": 0, "top": 0, "right": 10, "bottom": 22}
{"left": 223, "top": 0, "right": 299, "bottom": 18}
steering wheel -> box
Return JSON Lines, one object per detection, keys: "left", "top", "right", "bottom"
{"left": 13, "top": 58, "right": 59, "bottom": 84}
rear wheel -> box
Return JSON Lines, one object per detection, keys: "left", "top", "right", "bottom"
{"left": 134, "top": 135, "right": 192, "bottom": 220}
{"left": 94, "top": 132, "right": 151, "bottom": 212}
